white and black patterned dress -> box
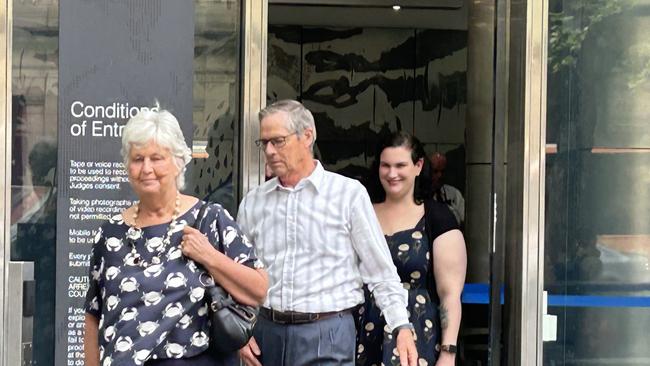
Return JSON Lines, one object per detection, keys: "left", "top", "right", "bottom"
{"left": 356, "top": 203, "right": 458, "bottom": 366}
{"left": 84, "top": 201, "right": 262, "bottom": 366}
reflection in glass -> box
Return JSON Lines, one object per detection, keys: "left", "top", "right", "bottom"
{"left": 545, "top": 0, "right": 650, "bottom": 364}
{"left": 11, "top": 2, "right": 59, "bottom": 365}
{"left": 189, "top": 0, "right": 241, "bottom": 214}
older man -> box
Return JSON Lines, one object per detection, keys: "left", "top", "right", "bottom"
{"left": 237, "top": 100, "right": 417, "bottom": 366}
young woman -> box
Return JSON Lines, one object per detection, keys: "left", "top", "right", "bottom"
{"left": 357, "top": 132, "right": 467, "bottom": 366}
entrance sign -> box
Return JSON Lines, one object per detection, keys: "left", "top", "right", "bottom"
{"left": 56, "top": 1, "right": 193, "bottom": 364}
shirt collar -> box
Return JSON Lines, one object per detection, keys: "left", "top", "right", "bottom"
{"left": 303, "top": 160, "right": 324, "bottom": 193}
{"left": 261, "top": 160, "right": 324, "bottom": 194}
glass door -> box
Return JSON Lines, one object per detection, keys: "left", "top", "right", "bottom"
{"left": 7, "top": 3, "right": 59, "bottom": 364}
{"left": 543, "top": 0, "right": 650, "bottom": 364}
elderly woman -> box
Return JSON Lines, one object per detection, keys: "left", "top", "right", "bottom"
{"left": 83, "top": 108, "right": 268, "bottom": 366}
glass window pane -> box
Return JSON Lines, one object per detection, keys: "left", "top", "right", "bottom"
{"left": 189, "top": 0, "right": 241, "bottom": 215}
{"left": 545, "top": 1, "right": 650, "bottom": 364}
{"left": 11, "top": 2, "right": 59, "bottom": 364}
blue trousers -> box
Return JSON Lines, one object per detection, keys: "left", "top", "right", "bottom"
{"left": 254, "top": 312, "right": 356, "bottom": 366}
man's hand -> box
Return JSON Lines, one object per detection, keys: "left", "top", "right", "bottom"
{"left": 435, "top": 351, "right": 456, "bottom": 366}
{"left": 395, "top": 328, "right": 418, "bottom": 366}
{"left": 239, "top": 337, "right": 262, "bottom": 366}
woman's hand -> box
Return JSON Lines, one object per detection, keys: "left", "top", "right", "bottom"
{"left": 181, "top": 224, "right": 268, "bottom": 306}
{"left": 180, "top": 225, "right": 220, "bottom": 266}
{"left": 435, "top": 351, "right": 456, "bottom": 366}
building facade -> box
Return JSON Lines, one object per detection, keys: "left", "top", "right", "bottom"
{"left": 1, "top": 0, "right": 649, "bottom": 365}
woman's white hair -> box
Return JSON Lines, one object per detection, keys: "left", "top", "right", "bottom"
{"left": 120, "top": 106, "right": 192, "bottom": 189}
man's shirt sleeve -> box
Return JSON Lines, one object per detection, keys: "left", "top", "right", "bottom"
{"left": 348, "top": 184, "right": 409, "bottom": 331}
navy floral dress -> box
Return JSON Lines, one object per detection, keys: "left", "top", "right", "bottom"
{"left": 356, "top": 205, "right": 457, "bottom": 366}
{"left": 84, "top": 201, "right": 262, "bottom": 366}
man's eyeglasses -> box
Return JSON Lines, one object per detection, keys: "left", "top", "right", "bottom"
{"left": 254, "top": 133, "right": 296, "bottom": 149}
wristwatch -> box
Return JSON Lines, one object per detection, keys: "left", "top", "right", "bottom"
{"left": 436, "top": 344, "right": 458, "bottom": 354}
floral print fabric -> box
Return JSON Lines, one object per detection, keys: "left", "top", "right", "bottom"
{"left": 84, "top": 201, "right": 261, "bottom": 366}
{"left": 356, "top": 217, "right": 440, "bottom": 366}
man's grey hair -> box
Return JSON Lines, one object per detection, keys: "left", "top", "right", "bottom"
{"left": 258, "top": 99, "right": 317, "bottom": 151}
{"left": 120, "top": 106, "right": 192, "bottom": 189}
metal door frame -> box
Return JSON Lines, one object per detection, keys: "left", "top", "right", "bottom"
{"left": 1, "top": 0, "right": 11, "bottom": 364}
{"left": 503, "top": 0, "right": 548, "bottom": 365}
{"left": 240, "top": 0, "right": 268, "bottom": 196}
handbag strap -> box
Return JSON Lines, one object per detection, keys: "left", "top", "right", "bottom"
{"left": 193, "top": 201, "right": 227, "bottom": 254}
{"left": 193, "top": 201, "right": 209, "bottom": 231}
{"left": 192, "top": 202, "right": 217, "bottom": 289}
{"left": 191, "top": 202, "right": 230, "bottom": 292}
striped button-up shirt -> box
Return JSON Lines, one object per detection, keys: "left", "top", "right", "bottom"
{"left": 237, "top": 161, "right": 409, "bottom": 330}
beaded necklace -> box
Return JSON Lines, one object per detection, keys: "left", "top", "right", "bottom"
{"left": 126, "top": 193, "right": 181, "bottom": 267}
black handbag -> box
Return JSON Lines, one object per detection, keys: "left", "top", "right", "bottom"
{"left": 206, "top": 286, "right": 258, "bottom": 353}
{"left": 193, "top": 203, "right": 259, "bottom": 355}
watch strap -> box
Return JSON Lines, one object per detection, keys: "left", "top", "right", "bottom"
{"left": 436, "top": 344, "right": 458, "bottom": 354}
